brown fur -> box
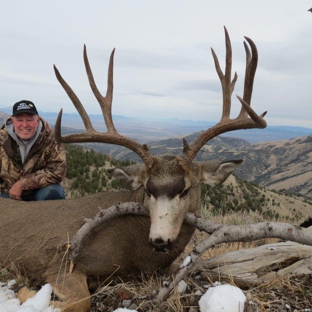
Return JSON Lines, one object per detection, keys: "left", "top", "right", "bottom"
{"left": 0, "top": 156, "right": 242, "bottom": 311}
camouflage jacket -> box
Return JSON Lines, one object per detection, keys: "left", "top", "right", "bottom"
{"left": 0, "top": 118, "right": 67, "bottom": 194}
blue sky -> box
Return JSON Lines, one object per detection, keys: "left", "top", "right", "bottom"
{"left": 0, "top": 0, "right": 311, "bottom": 128}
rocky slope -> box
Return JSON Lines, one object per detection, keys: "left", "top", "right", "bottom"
{"left": 230, "top": 135, "right": 312, "bottom": 196}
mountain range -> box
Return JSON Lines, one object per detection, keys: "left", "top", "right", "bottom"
{"left": 0, "top": 108, "right": 311, "bottom": 143}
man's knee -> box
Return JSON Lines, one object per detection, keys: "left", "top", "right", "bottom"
{"left": 34, "top": 184, "right": 66, "bottom": 201}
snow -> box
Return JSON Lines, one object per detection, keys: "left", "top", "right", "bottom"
{"left": 177, "top": 280, "right": 188, "bottom": 294}
{"left": 199, "top": 284, "right": 246, "bottom": 312}
{"left": 180, "top": 255, "right": 191, "bottom": 268}
{"left": 0, "top": 280, "right": 247, "bottom": 312}
{"left": 0, "top": 280, "right": 60, "bottom": 312}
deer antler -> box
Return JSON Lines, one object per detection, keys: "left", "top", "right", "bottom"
{"left": 181, "top": 27, "right": 267, "bottom": 166}
{"left": 55, "top": 29, "right": 266, "bottom": 169}
{"left": 54, "top": 46, "right": 155, "bottom": 168}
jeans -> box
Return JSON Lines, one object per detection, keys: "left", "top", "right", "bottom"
{"left": 0, "top": 183, "right": 66, "bottom": 201}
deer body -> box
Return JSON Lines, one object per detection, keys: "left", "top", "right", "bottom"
{"left": 1, "top": 28, "right": 267, "bottom": 311}
{"left": 0, "top": 157, "right": 241, "bottom": 311}
{"left": 1, "top": 184, "right": 189, "bottom": 311}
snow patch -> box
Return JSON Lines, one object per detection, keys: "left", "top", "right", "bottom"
{"left": 199, "top": 284, "right": 246, "bottom": 312}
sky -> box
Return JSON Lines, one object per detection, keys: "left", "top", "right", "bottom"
{"left": 0, "top": 1, "right": 312, "bottom": 128}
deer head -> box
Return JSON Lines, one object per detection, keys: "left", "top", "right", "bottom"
{"left": 54, "top": 27, "right": 266, "bottom": 252}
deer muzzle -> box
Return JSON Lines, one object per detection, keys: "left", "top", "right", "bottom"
{"left": 148, "top": 197, "right": 186, "bottom": 252}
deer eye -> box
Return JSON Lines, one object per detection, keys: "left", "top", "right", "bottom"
{"left": 180, "top": 188, "right": 190, "bottom": 198}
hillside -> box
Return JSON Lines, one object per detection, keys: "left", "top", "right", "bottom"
{"left": 74, "top": 133, "right": 251, "bottom": 163}
{"left": 233, "top": 135, "right": 312, "bottom": 196}
{"left": 79, "top": 133, "right": 312, "bottom": 197}
{"left": 203, "top": 175, "right": 312, "bottom": 225}
{"left": 0, "top": 111, "right": 9, "bottom": 127}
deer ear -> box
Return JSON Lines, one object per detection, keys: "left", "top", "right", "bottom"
{"left": 108, "top": 164, "right": 146, "bottom": 190}
{"left": 200, "top": 159, "right": 243, "bottom": 186}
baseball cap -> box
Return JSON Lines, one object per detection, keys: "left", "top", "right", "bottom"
{"left": 12, "top": 100, "right": 38, "bottom": 116}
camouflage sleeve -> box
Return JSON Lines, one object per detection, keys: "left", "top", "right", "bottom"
{"left": 19, "top": 142, "right": 67, "bottom": 191}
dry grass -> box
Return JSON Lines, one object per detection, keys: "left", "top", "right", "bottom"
{"left": 245, "top": 275, "right": 312, "bottom": 311}
{"left": 88, "top": 267, "right": 312, "bottom": 311}
{"left": 0, "top": 260, "right": 30, "bottom": 287}
{"left": 90, "top": 273, "right": 202, "bottom": 312}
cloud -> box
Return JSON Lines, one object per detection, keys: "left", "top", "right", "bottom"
{"left": 0, "top": 1, "right": 311, "bottom": 129}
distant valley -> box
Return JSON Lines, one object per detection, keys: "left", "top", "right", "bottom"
{"left": 0, "top": 108, "right": 311, "bottom": 143}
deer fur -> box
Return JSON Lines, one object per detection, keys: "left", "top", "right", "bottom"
{"left": 0, "top": 156, "right": 242, "bottom": 311}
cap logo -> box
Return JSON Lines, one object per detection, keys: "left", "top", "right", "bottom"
{"left": 17, "top": 102, "right": 31, "bottom": 111}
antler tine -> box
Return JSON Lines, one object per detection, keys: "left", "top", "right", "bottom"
{"left": 211, "top": 26, "right": 238, "bottom": 121}
{"left": 238, "top": 36, "right": 258, "bottom": 118}
{"left": 83, "top": 45, "right": 117, "bottom": 134}
{"left": 181, "top": 27, "right": 267, "bottom": 166}
{"left": 54, "top": 47, "right": 155, "bottom": 168}
{"left": 54, "top": 65, "right": 95, "bottom": 133}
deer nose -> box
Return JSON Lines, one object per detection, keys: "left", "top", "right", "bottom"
{"left": 149, "top": 238, "right": 174, "bottom": 253}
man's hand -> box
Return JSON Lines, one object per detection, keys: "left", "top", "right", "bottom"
{"left": 9, "top": 181, "right": 22, "bottom": 200}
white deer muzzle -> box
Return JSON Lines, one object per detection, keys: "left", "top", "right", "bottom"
{"left": 148, "top": 196, "right": 186, "bottom": 252}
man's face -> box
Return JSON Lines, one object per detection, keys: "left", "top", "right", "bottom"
{"left": 11, "top": 113, "right": 40, "bottom": 140}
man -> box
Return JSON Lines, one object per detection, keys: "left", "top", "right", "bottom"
{"left": 0, "top": 100, "right": 67, "bottom": 201}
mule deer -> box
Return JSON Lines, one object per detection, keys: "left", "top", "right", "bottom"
{"left": 0, "top": 27, "right": 266, "bottom": 311}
